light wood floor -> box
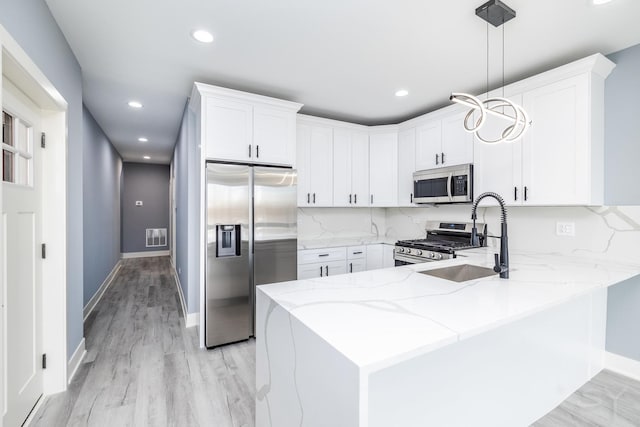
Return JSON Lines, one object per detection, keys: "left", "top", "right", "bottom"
{"left": 31, "top": 256, "right": 640, "bottom": 427}
{"left": 31, "top": 257, "right": 255, "bottom": 427}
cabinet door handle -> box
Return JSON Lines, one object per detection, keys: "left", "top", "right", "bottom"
{"left": 435, "top": 153, "right": 439, "bottom": 165}
{"left": 325, "top": 265, "right": 329, "bottom": 276}
{"left": 441, "top": 152, "right": 445, "bottom": 164}
{"left": 249, "top": 144, "right": 252, "bottom": 158}
{"left": 256, "top": 145, "right": 260, "bottom": 158}
{"left": 514, "top": 186, "right": 518, "bottom": 201}
{"left": 318, "top": 254, "right": 329, "bottom": 257}
{"left": 307, "top": 193, "right": 310, "bottom": 204}
{"left": 349, "top": 194, "right": 352, "bottom": 204}
{"left": 353, "top": 251, "right": 363, "bottom": 255}
{"left": 350, "top": 262, "right": 353, "bottom": 273}
{"left": 410, "top": 193, "right": 413, "bottom": 203}
{"left": 371, "top": 194, "right": 373, "bottom": 204}
{"left": 320, "top": 266, "right": 323, "bottom": 277}
{"left": 354, "top": 194, "right": 357, "bottom": 204}
{"left": 524, "top": 186, "right": 528, "bottom": 201}
{"left": 313, "top": 193, "right": 316, "bottom": 204}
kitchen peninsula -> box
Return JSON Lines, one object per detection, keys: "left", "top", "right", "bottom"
{"left": 255, "top": 250, "right": 640, "bottom": 427}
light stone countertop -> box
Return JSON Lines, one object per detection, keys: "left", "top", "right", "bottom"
{"left": 258, "top": 248, "right": 640, "bottom": 373}
{"left": 297, "top": 235, "right": 398, "bottom": 250}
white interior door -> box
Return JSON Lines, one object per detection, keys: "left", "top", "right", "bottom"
{"left": 2, "top": 79, "right": 43, "bottom": 426}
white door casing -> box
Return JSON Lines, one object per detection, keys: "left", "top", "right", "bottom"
{"left": 2, "top": 79, "right": 44, "bottom": 427}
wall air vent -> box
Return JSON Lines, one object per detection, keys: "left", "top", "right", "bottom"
{"left": 146, "top": 228, "right": 167, "bottom": 247}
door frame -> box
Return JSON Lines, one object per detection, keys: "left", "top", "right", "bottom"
{"left": 0, "top": 23, "right": 69, "bottom": 422}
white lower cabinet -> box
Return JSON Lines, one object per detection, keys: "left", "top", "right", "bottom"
{"left": 298, "top": 243, "right": 393, "bottom": 279}
{"left": 298, "top": 260, "right": 347, "bottom": 280}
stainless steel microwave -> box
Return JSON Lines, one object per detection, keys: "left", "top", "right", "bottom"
{"left": 413, "top": 164, "right": 473, "bottom": 204}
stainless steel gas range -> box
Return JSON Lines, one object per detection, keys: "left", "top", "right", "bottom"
{"left": 394, "top": 221, "right": 487, "bottom": 266}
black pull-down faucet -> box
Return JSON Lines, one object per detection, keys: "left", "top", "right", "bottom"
{"left": 470, "top": 192, "right": 509, "bottom": 279}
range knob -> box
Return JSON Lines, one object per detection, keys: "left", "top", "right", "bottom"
{"left": 436, "top": 253, "right": 443, "bottom": 260}
{"left": 406, "top": 249, "right": 412, "bottom": 255}
{"left": 417, "top": 250, "right": 423, "bottom": 256}
{"left": 398, "top": 247, "right": 405, "bottom": 253}
{"left": 430, "top": 252, "right": 436, "bottom": 259}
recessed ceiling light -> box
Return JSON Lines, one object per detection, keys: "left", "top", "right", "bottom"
{"left": 128, "top": 100, "right": 143, "bottom": 109}
{"left": 395, "top": 89, "right": 409, "bottom": 97}
{"left": 191, "top": 29, "right": 214, "bottom": 43}
{"left": 593, "top": 0, "right": 612, "bottom": 4}
{"left": 138, "top": 137, "right": 148, "bottom": 142}
{"left": 143, "top": 155, "right": 151, "bottom": 160}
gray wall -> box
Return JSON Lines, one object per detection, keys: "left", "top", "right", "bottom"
{"left": 173, "top": 105, "right": 190, "bottom": 307}
{"left": 605, "top": 43, "right": 640, "bottom": 205}
{"left": 121, "top": 163, "right": 170, "bottom": 253}
{"left": 606, "top": 276, "right": 640, "bottom": 361}
{"left": 604, "top": 43, "right": 640, "bottom": 362}
{"left": 0, "top": 0, "right": 85, "bottom": 359}
{"left": 83, "top": 106, "right": 122, "bottom": 306}
{"left": 172, "top": 103, "right": 200, "bottom": 314}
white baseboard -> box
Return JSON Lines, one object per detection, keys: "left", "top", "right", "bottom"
{"left": 22, "top": 394, "right": 45, "bottom": 427}
{"left": 172, "top": 265, "right": 200, "bottom": 328}
{"left": 186, "top": 312, "right": 200, "bottom": 328}
{"left": 604, "top": 351, "right": 640, "bottom": 382}
{"left": 67, "top": 338, "right": 86, "bottom": 385}
{"left": 83, "top": 261, "right": 122, "bottom": 321}
{"left": 121, "top": 250, "right": 170, "bottom": 259}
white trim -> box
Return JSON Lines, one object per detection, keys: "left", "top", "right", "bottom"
{"left": 192, "top": 82, "right": 303, "bottom": 112}
{"left": 1, "top": 23, "right": 69, "bottom": 405}
{"left": 604, "top": 351, "right": 640, "bottom": 382}
{"left": 83, "top": 261, "right": 121, "bottom": 321}
{"left": 172, "top": 265, "right": 200, "bottom": 328}
{"left": 66, "top": 338, "right": 86, "bottom": 385}
{"left": 121, "top": 250, "right": 170, "bottom": 259}
{"left": 21, "top": 395, "right": 44, "bottom": 427}
{"left": 186, "top": 312, "right": 200, "bottom": 328}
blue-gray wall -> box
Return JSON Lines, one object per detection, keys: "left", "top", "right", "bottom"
{"left": 83, "top": 106, "right": 122, "bottom": 306}
{"left": 606, "top": 276, "right": 640, "bottom": 361}
{"left": 121, "top": 163, "right": 170, "bottom": 253}
{"left": 0, "top": 0, "right": 85, "bottom": 359}
{"left": 604, "top": 44, "right": 640, "bottom": 362}
{"left": 172, "top": 103, "right": 200, "bottom": 314}
{"left": 605, "top": 43, "right": 640, "bottom": 205}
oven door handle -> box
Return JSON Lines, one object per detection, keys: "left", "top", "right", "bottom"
{"left": 447, "top": 173, "right": 453, "bottom": 202}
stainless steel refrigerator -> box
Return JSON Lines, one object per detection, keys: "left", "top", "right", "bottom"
{"left": 205, "top": 162, "right": 297, "bottom": 348}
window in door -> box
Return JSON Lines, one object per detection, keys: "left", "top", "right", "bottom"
{"left": 2, "top": 110, "right": 33, "bottom": 186}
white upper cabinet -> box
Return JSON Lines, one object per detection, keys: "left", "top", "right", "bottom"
{"left": 398, "top": 127, "right": 416, "bottom": 206}
{"left": 297, "top": 123, "right": 334, "bottom": 207}
{"left": 521, "top": 74, "right": 591, "bottom": 205}
{"left": 369, "top": 130, "right": 398, "bottom": 206}
{"left": 253, "top": 106, "right": 296, "bottom": 165}
{"left": 474, "top": 54, "right": 614, "bottom": 206}
{"left": 415, "top": 120, "right": 441, "bottom": 170}
{"left": 473, "top": 92, "right": 524, "bottom": 205}
{"left": 196, "top": 83, "right": 302, "bottom": 166}
{"left": 204, "top": 97, "right": 253, "bottom": 162}
{"left": 333, "top": 129, "right": 369, "bottom": 207}
{"left": 415, "top": 107, "right": 473, "bottom": 171}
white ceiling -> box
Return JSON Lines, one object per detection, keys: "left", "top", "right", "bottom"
{"left": 44, "top": 0, "right": 640, "bottom": 164}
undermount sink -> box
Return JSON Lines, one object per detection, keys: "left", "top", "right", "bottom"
{"left": 418, "top": 264, "right": 497, "bottom": 283}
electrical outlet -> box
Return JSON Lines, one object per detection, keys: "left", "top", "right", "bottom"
{"left": 556, "top": 222, "right": 575, "bottom": 237}
{"left": 135, "top": 200, "right": 143, "bottom": 206}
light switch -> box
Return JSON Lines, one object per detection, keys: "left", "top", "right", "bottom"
{"left": 135, "top": 201, "right": 143, "bottom": 207}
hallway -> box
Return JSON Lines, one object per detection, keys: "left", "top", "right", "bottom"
{"left": 31, "top": 257, "right": 255, "bottom": 427}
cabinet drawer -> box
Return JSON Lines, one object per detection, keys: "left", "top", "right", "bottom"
{"left": 298, "top": 247, "right": 346, "bottom": 264}
{"left": 347, "top": 245, "right": 366, "bottom": 260}
{"left": 297, "top": 260, "right": 347, "bottom": 279}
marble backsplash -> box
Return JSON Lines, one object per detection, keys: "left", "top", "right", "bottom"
{"left": 298, "top": 205, "right": 640, "bottom": 264}
{"left": 298, "top": 207, "right": 386, "bottom": 241}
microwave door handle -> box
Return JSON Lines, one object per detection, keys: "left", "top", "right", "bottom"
{"left": 447, "top": 173, "right": 453, "bottom": 202}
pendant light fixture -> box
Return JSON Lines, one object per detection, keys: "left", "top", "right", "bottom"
{"left": 450, "top": 0, "right": 531, "bottom": 144}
